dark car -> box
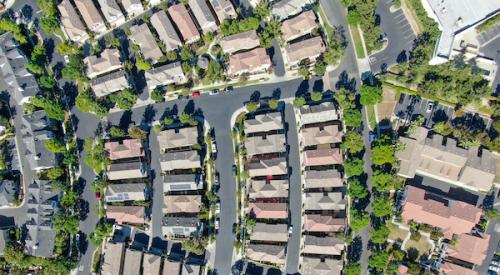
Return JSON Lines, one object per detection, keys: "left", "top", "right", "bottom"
{"left": 232, "top": 222, "right": 237, "bottom": 234}
{"left": 232, "top": 164, "right": 237, "bottom": 175}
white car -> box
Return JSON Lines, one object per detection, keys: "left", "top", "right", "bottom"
{"left": 288, "top": 226, "right": 293, "bottom": 235}
{"left": 209, "top": 89, "right": 219, "bottom": 95}
{"left": 216, "top": 202, "right": 221, "bottom": 214}
{"left": 212, "top": 141, "right": 217, "bottom": 154}
{"left": 215, "top": 219, "right": 220, "bottom": 231}
{"left": 489, "top": 266, "right": 500, "bottom": 272}
{"left": 64, "top": 55, "right": 70, "bottom": 64}
{"left": 426, "top": 102, "right": 434, "bottom": 113}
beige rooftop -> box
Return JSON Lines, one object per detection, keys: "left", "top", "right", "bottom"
{"left": 299, "top": 102, "right": 339, "bottom": 124}
{"left": 142, "top": 253, "right": 161, "bottom": 275}
{"left": 397, "top": 127, "right": 495, "bottom": 192}
{"left": 447, "top": 233, "right": 490, "bottom": 265}
{"left": 285, "top": 36, "right": 326, "bottom": 65}
{"left": 123, "top": 249, "right": 142, "bottom": 275}
{"left": 74, "top": 0, "right": 106, "bottom": 33}
{"left": 245, "top": 133, "right": 286, "bottom": 156}
{"left": 228, "top": 47, "right": 272, "bottom": 76}
{"left": 302, "top": 256, "right": 342, "bottom": 275}
{"left": 130, "top": 24, "right": 163, "bottom": 61}
{"left": 249, "top": 202, "right": 288, "bottom": 219}
{"left": 246, "top": 244, "right": 286, "bottom": 265}
{"left": 145, "top": 62, "right": 187, "bottom": 91}
{"left": 305, "top": 214, "right": 345, "bottom": 232}
{"left": 101, "top": 242, "right": 124, "bottom": 275}
{"left": 248, "top": 179, "right": 289, "bottom": 199}
{"left": 163, "top": 195, "right": 202, "bottom": 214}
{"left": 105, "top": 139, "right": 144, "bottom": 160}
{"left": 159, "top": 150, "right": 201, "bottom": 171}
{"left": 247, "top": 157, "right": 288, "bottom": 177}
{"left": 106, "top": 205, "right": 145, "bottom": 225}
{"left": 168, "top": 4, "right": 201, "bottom": 44}
{"left": 304, "top": 169, "right": 343, "bottom": 189}
{"left": 281, "top": 11, "right": 318, "bottom": 42}
{"left": 305, "top": 192, "right": 346, "bottom": 211}
{"left": 244, "top": 112, "right": 283, "bottom": 134}
{"left": 220, "top": 30, "right": 260, "bottom": 54}
{"left": 301, "top": 124, "right": 343, "bottom": 146}
{"left": 84, "top": 49, "right": 122, "bottom": 79}
{"left": 57, "top": 0, "right": 88, "bottom": 42}
{"left": 303, "top": 235, "right": 344, "bottom": 256}
{"left": 157, "top": 126, "right": 198, "bottom": 151}
{"left": 209, "top": 0, "right": 237, "bottom": 23}
{"left": 107, "top": 161, "right": 146, "bottom": 181}
{"left": 303, "top": 148, "right": 343, "bottom": 166}
{"left": 91, "top": 70, "right": 129, "bottom": 98}
{"left": 250, "top": 222, "right": 289, "bottom": 242}
{"left": 150, "top": 10, "right": 183, "bottom": 52}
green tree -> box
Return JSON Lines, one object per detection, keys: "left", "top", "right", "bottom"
{"left": 38, "top": 75, "right": 56, "bottom": 89}
{"left": 343, "top": 263, "right": 361, "bottom": 275}
{"left": 60, "top": 191, "right": 78, "bottom": 208}
{"left": 341, "top": 131, "right": 364, "bottom": 154}
{"left": 348, "top": 178, "right": 369, "bottom": 199}
{"left": 371, "top": 144, "right": 396, "bottom": 166}
{"left": 110, "top": 88, "right": 138, "bottom": 110}
{"left": 246, "top": 102, "right": 259, "bottom": 112}
{"left": 53, "top": 212, "right": 79, "bottom": 235}
{"left": 360, "top": 85, "right": 383, "bottom": 106}
{"left": 372, "top": 195, "right": 393, "bottom": 218}
{"left": 128, "top": 126, "right": 147, "bottom": 139}
{"left": 56, "top": 42, "right": 81, "bottom": 56}
{"left": 179, "top": 45, "right": 194, "bottom": 61}
{"left": 135, "top": 57, "right": 152, "bottom": 71}
{"left": 0, "top": 18, "right": 27, "bottom": 44}
{"left": 298, "top": 65, "right": 311, "bottom": 79}
{"left": 40, "top": 16, "right": 59, "bottom": 34}
{"left": 76, "top": 90, "right": 108, "bottom": 117}
{"left": 268, "top": 99, "right": 279, "bottom": 109}
{"left": 89, "top": 221, "right": 113, "bottom": 246}
{"left": 165, "top": 51, "right": 178, "bottom": 61}
{"left": 47, "top": 167, "right": 64, "bottom": 179}
{"left": 104, "top": 34, "right": 121, "bottom": 48}
{"left": 314, "top": 60, "right": 327, "bottom": 76}
{"left": 63, "top": 149, "right": 78, "bottom": 167}
{"left": 350, "top": 210, "right": 370, "bottom": 232}
{"left": 252, "top": 0, "right": 270, "bottom": 19}
{"left": 311, "top": 91, "right": 323, "bottom": 101}
{"left": 44, "top": 139, "right": 66, "bottom": 153}
{"left": 202, "top": 60, "right": 225, "bottom": 85}
{"left": 370, "top": 224, "right": 390, "bottom": 244}
{"left": 369, "top": 251, "right": 390, "bottom": 272}
{"left": 179, "top": 112, "right": 198, "bottom": 126}
{"left": 346, "top": 10, "right": 361, "bottom": 25}
{"left": 163, "top": 116, "right": 174, "bottom": 126}
{"left": 84, "top": 138, "right": 109, "bottom": 173}
{"left": 344, "top": 108, "right": 362, "bottom": 128}
{"left": 30, "top": 96, "right": 65, "bottom": 121}
{"left": 344, "top": 157, "right": 364, "bottom": 177}
{"left": 151, "top": 88, "right": 165, "bottom": 102}
{"left": 433, "top": 121, "right": 453, "bottom": 136}
{"left": 293, "top": 97, "right": 306, "bottom": 108}
{"left": 62, "top": 55, "right": 85, "bottom": 81}
{"left": 371, "top": 170, "right": 394, "bottom": 192}
{"left": 3, "top": 242, "right": 27, "bottom": 268}
{"left": 109, "top": 126, "right": 125, "bottom": 138}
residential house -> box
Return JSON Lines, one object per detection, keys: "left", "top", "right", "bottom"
{"left": 143, "top": 253, "right": 162, "bottom": 275}
{"left": 299, "top": 102, "right": 339, "bottom": 125}
{"left": 120, "top": 0, "right": 144, "bottom": 17}
{"left": 397, "top": 127, "right": 496, "bottom": 192}
{"left": 247, "top": 157, "right": 288, "bottom": 177}
{"left": 105, "top": 183, "right": 147, "bottom": 203}
{"left": 168, "top": 4, "right": 201, "bottom": 44}
{"left": 249, "top": 0, "right": 262, "bottom": 7}
{"left": 250, "top": 223, "right": 289, "bottom": 242}
{"left": 150, "top": 11, "right": 183, "bottom": 52}
{"left": 304, "top": 214, "right": 345, "bottom": 232}
{"left": 401, "top": 186, "right": 482, "bottom": 239}
{"left": 209, "top": 0, "right": 237, "bottom": 23}
{"left": 163, "top": 173, "right": 201, "bottom": 192}
{"left": 220, "top": 30, "right": 260, "bottom": 54}
{"left": 440, "top": 262, "right": 478, "bottom": 275}
{"left": 123, "top": 248, "right": 142, "bottom": 275}
{"left": 228, "top": 47, "right": 272, "bottom": 76}
{"left": 189, "top": 0, "right": 218, "bottom": 33}
{"left": 302, "top": 256, "right": 342, "bottom": 275}
{"left": 145, "top": 62, "right": 187, "bottom": 91}
{"left": 248, "top": 179, "right": 289, "bottom": 199}
{"left": 249, "top": 202, "right": 288, "bottom": 219}
{"left": 130, "top": 24, "right": 164, "bottom": 62}
{"left": 0, "top": 179, "right": 18, "bottom": 206}
{"left": 106, "top": 205, "right": 145, "bottom": 225}
{"left": 162, "top": 216, "right": 202, "bottom": 238}
{"left": 246, "top": 244, "right": 286, "bottom": 265}
{"left": 164, "top": 259, "right": 182, "bottom": 275}
{"left": 304, "top": 169, "right": 343, "bottom": 189}
{"left": 157, "top": 126, "right": 198, "bottom": 151}
{"left": 21, "top": 111, "right": 56, "bottom": 170}
{"left": 25, "top": 179, "right": 58, "bottom": 257}
{"left": 83, "top": 48, "right": 122, "bottom": 79}
{"left": 101, "top": 242, "right": 125, "bottom": 275}
{"left": 303, "top": 235, "right": 344, "bottom": 256}
{"left": 244, "top": 112, "right": 283, "bottom": 134}
{"left": 245, "top": 133, "right": 286, "bottom": 156}
{"left": 446, "top": 233, "right": 490, "bottom": 266}
{"left": 57, "top": 0, "right": 88, "bottom": 43}
{"left": 91, "top": 70, "right": 129, "bottom": 97}
{"left": 107, "top": 161, "right": 147, "bottom": 180}
{"left": 284, "top": 36, "right": 326, "bottom": 67}
{"left": 281, "top": 11, "right": 318, "bottom": 42}
{"left": 160, "top": 150, "right": 201, "bottom": 171}
{"left": 74, "top": 0, "right": 106, "bottom": 34}
{"left": 271, "top": 0, "right": 313, "bottom": 20}
{"left": 305, "top": 192, "right": 345, "bottom": 211}
{"left": 182, "top": 263, "right": 201, "bottom": 275}
{"left": 0, "top": 32, "right": 39, "bottom": 105}
{"left": 97, "top": 0, "right": 126, "bottom": 26}
{"left": 163, "top": 195, "right": 202, "bottom": 214}
{"left": 105, "top": 139, "right": 144, "bottom": 161}
{"left": 303, "top": 148, "right": 343, "bottom": 166}
{"left": 301, "top": 124, "right": 343, "bottom": 147}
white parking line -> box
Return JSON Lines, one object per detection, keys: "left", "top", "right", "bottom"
{"left": 394, "top": 13, "right": 405, "bottom": 19}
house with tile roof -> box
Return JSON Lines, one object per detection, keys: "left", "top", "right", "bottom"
{"left": 162, "top": 216, "right": 202, "bottom": 238}
{"left": 157, "top": 126, "right": 199, "bottom": 151}
{"left": 446, "top": 233, "right": 490, "bottom": 266}
{"left": 301, "top": 124, "right": 343, "bottom": 147}
{"left": 101, "top": 242, "right": 125, "bottom": 275}
{"left": 182, "top": 262, "right": 202, "bottom": 275}
{"left": 107, "top": 161, "right": 147, "bottom": 180}
{"left": 97, "top": 0, "right": 125, "bottom": 26}
{"left": 168, "top": 4, "right": 201, "bottom": 44}
{"left": 164, "top": 259, "right": 182, "bottom": 275}
{"left": 304, "top": 169, "right": 343, "bottom": 189}
{"left": 284, "top": 36, "right": 326, "bottom": 67}
{"left": 145, "top": 62, "right": 187, "bottom": 91}
{"left": 159, "top": 150, "right": 201, "bottom": 171}
{"left": 302, "top": 256, "right": 342, "bottom": 275}
{"left": 440, "top": 262, "right": 478, "bottom": 275}
{"left": 74, "top": 0, "right": 106, "bottom": 34}
{"left": 220, "top": 30, "right": 260, "bottom": 54}
{"left": 249, "top": 202, "right": 288, "bottom": 219}
{"left": 57, "top": 0, "right": 88, "bottom": 43}
{"left": 244, "top": 133, "right": 286, "bottom": 156}
{"left": 130, "top": 24, "right": 164, "bottom": 62}
{"left": 304, "top": 214, "right": 345, "bottom": 232}
{"left": 163, "top": 195, "right": 202, "bottom": 214}
{"left": 105, "top": 183, "right": 147, "bottom": 203}
{"left": 106, "top": 205, "right": 145, "bottom": 225}
{"left": 105, "top": 139, "right": 144, "bottom": 160}
{"left": 247, "top": 156, "right": 288, "bottom": 177}
{"left": 250, "top": 223, "right": 289, "bottom": 242}
{"left": 303, "top": 148, "right": 343, "bottom": 167}
{"left": 303, "top": 235, "right": 344, "bottom": 256}
{"left": 189, "top": 0, "right": 218, "bottom": 33}
{"left": 228, "top": 47, "right": 272, "bottom": 76}
{"left": 84, "top": 49, "right": 122, "bottom": 79}
{"left": 163, "top": 173, "right": 202, "bottom": 192}
{"left": 150, "top": 10, "right": 183, "bottom": 52}
{"left": 271, "top": 0, "right": 313, "bottom": 20}
{"left": 91, "top": 70, "right": 129, "bottom": 97}
{"left": 248, "top": 179, "right": 289, "bottom": 199}
{"left": 281, "top": 11, "right": 318, "bottom": 42}
{"left": 123, "top": 248, "right": 142, "bottom": 274}
{"left": 401, "top": 185, "right": 482, "bottom": 238}
{"left": 120, "top": 0, "right": 144, "bottom": 17}
{"left": 304, "top": 192, "right": 345, "bottom": 211}
{"left": 244, "top": 112, "right": 283, "bottom": 134}
{"left": 246, "top": 244, "right": 286, "bottom": 265}
{"left": 299, "top": 102, "right": 340, "bottom": 125}
{"left": 209, "top": 0, "right": 237, "bottom": 23}
{"left": 142, "top": 253, "right": 162, "bottom": 275}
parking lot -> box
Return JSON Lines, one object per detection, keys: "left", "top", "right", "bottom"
{"left": 393, "top": 92, "right": 455, "bottom": 128}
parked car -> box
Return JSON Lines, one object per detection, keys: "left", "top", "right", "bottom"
{"left": 232, "top": 164, "right": 237, "bottom": 175}
{"left": 216, "top": 202, "right": 221, "bottom": 214}
{"left": 215, "top": 218, "right": 220, "bottom": 231}
{"left": 489, "top": 266, "right": 500, "bottom": 273}
{"left": 232, "top": 222, "right": 237, "bottom": 234}
{"left": 212, "top": 140, "right": 217, "bottom": 155}
{"left": 192, "top": 91, "right": 201, "bottom": 98}
{"left": 214, "top": 173, "right": 220, "bottom": 188}
{"left": 64, "top": 55, "right": 70, "bottom": 64}
{"left": 95, "top": 192, "right": 100, "bottom": 199}
{"left": 369, "top": 131, "right": 376, "bottom": 143}
{"left": 209, "top": 89, "right": 219, "bottom": 95}
{"left": 288, "top": 226, "right": 293, "bottom": 235}
{"left": 426, "top": 102, "right": 434, "bottom": 113}
{"left": 223, "top": 86, "right": 233, "bottom": 93}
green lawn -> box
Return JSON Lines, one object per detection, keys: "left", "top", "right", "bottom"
{"left": 318, "top": 6, "right": 335, "bottom": 38}
{"left": 366, "top": 105, "right": 377, "bottom": 129}
{"left": 349, "top": 24, "right": 366, "bottom": 59}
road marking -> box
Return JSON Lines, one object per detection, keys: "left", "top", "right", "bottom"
{"left": 394, "top": 12, "right": 404, "bottom": 19}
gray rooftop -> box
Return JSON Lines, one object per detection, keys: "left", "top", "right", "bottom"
{"left": 0, "top": 179, "right": 18, "bottom": 206}
{"left": 21, "top": 110, "right": 57, "bottom": 170}
{"left": 91, "top": 70, "right": 129, "bottom": 97}
{"left": 150, "top": 10, "right": 183, "bottom": 52}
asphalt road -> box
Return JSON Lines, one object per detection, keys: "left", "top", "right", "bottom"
{"left": 369, "top": 0, "right": 415, "bottom": 74}
{"left": 393, "top": 92, "right": 455, "bottom": 128}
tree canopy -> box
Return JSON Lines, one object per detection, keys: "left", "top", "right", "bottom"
{"left": 344, "top": 157, "right": 364, "bottom": 177}
{"left": 348, "top": 178, "right": 369, "bottom": 199}
{"left": 360, "top": 84, "right": 383, "bottom": 106}
{"left": 341, "top": 131, "right": 364, "bottom": 154}
{"left": 372, "top": 195, "right": 393, "bottom": 217}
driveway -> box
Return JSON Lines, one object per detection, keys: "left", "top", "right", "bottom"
{"left": 370, "top": 0, "right": 416, "bottom": 73}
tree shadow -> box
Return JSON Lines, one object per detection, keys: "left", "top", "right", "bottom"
{"left": 183, "top": 100, "right": 196, "bottom": 115}
{"left": 21, "top": 4, "right": 33, "bottom": 21}
{"left": 396, "top": 50, "right": 408, "bottom": 64}
{"left": 119, "top": 110, "right": 133, "bottom": 129}
{"left": 150, "top": 236, "right": 168, "bottom": 255}
{"left": 296, "top": 80, "right": 309, "bottom": 97}
{"left": 43, "top": 38, "right": 55, "bottom": 64}
{"left": 250, "top": 90, "right": 261, "bottom": 102}
{"left": 348, "top": 235, "right": 363, "bottom": 262}
{"left": 141, "top": 105, "right": 156, "bottom": 129}
{"left": 431, "top": 109, "right": 449, "bottom": 123}
{"left": 335, "top": 71, "right": 356, "bottom": 91}
{"left": 312, "top": 79, "right": 324, "bottom": 92}
{"left": 451, "top": 113, "right": 486, "bottom": 133}
{"left": 272, "top": 88, "right": 281, "bottom": 99}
